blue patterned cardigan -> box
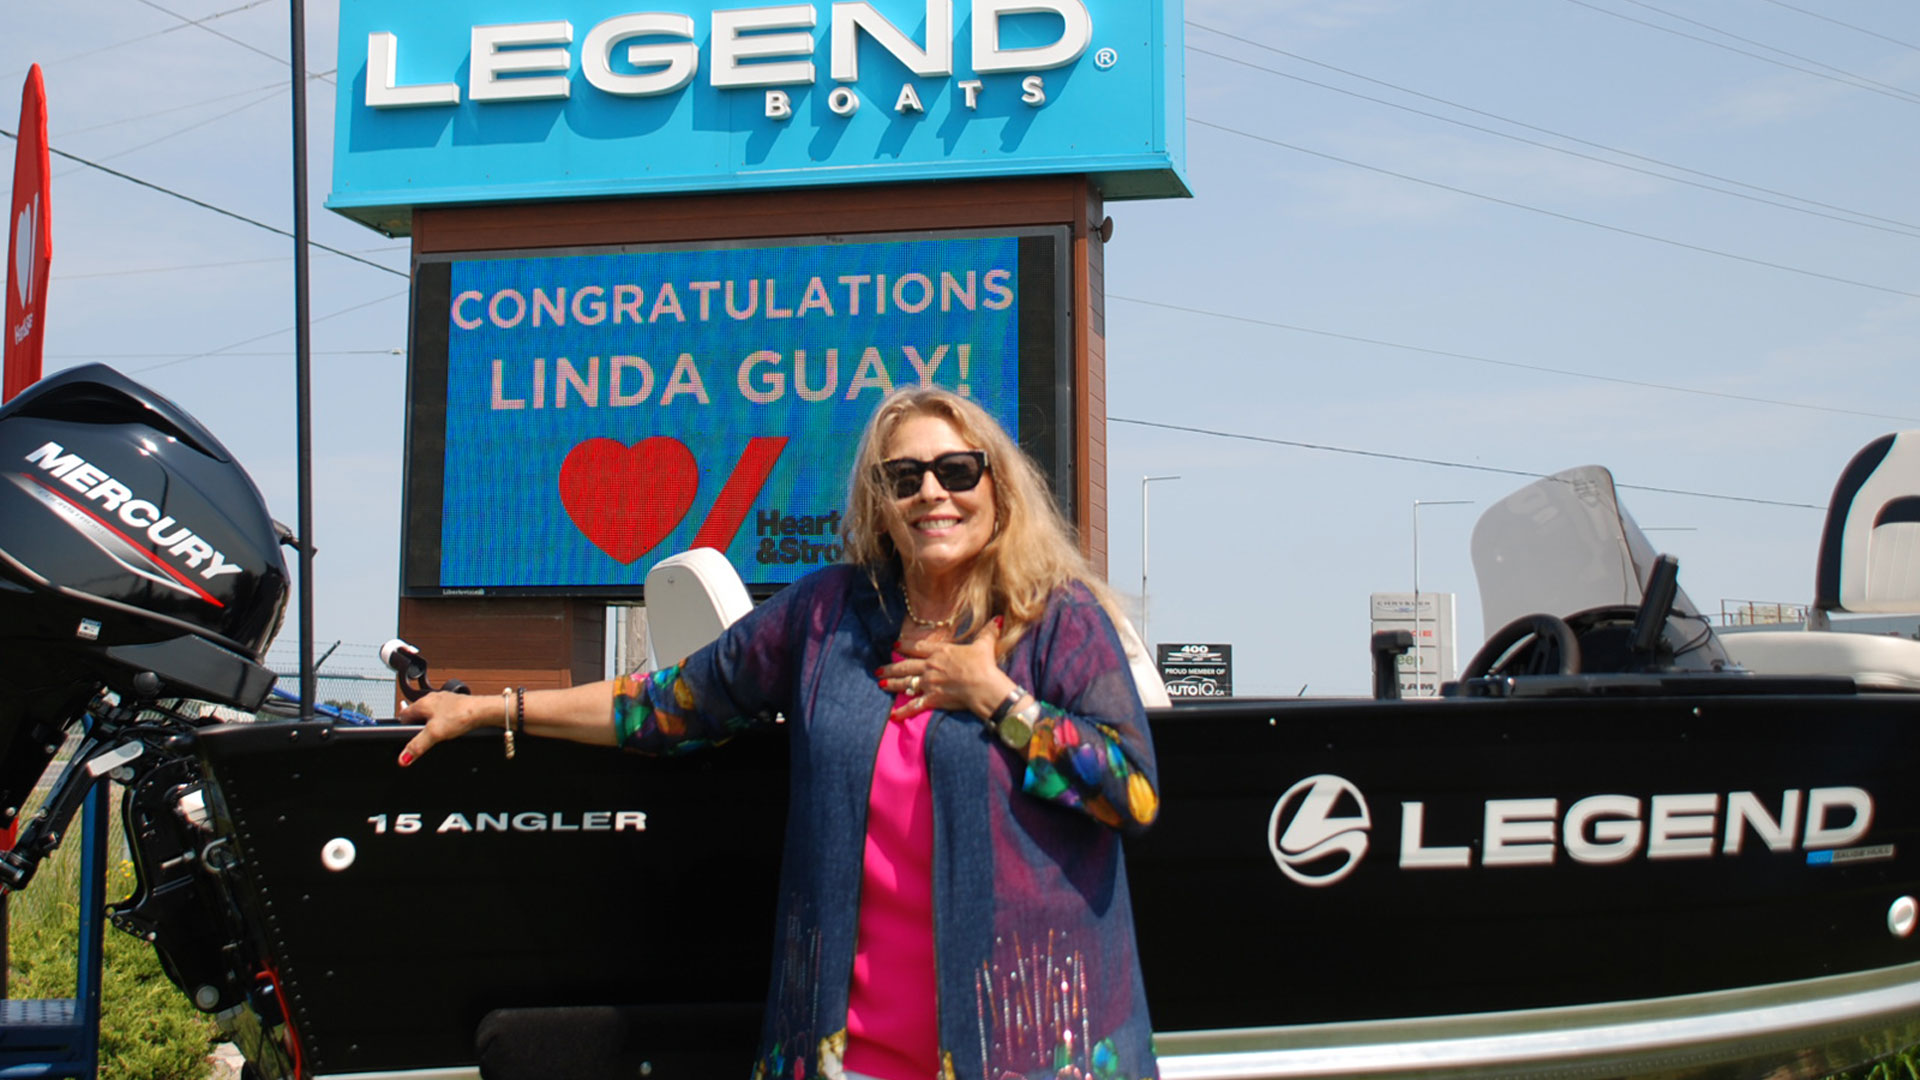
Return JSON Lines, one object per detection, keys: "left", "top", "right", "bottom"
{"left": 613, "top": 564, "right": 1161, "bottom": 1080}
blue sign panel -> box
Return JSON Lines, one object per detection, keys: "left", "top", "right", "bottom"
{"left": 417, "top": 232, "right": 1033, "bottom": 591}
{"left": 329, "top": 0, "right": 1185, "bottom": 231}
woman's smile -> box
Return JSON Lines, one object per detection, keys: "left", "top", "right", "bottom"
{"left": 884, "top": 414, "right": 996, "bottom": 588}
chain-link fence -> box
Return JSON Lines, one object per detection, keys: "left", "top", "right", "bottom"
{"left": 260, "top": 642, "right": 398, "bottom": 720}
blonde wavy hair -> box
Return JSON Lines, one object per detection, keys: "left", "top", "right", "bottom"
{"left": 843, "top": 386, "right": 1122, "bottom": 655}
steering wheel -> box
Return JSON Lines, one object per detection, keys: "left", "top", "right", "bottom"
{"left": 1461, "top": 613, "right": 1582, "bottom": 680}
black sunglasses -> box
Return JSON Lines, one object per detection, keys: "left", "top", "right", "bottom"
{"left": 876, "top": 451, "right": 989, "bottom": 499}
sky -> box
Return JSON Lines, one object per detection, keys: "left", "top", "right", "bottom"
{"left": 4, "top": 0, "right": 1918, "bottom": 697}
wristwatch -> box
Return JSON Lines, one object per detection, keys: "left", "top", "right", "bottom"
{"left": 997, "top": 700, "right": 1038, "bottom": 751}
{"left": 988, "top": 685, "right": 1036, "bottom": 750}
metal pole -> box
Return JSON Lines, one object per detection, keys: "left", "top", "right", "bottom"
{"left": 1141, "top": 475, "right": 1180, "bottom": 650}
{"left": 1411, "top": 500, "right": 1472, "bottom": 696}
{"left": 290, "top": 0, "right": 315, "bottom": 718}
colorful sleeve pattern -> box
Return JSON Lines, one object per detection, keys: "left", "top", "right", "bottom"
{"left": 1010, "top": 586, "right": 1161, "bottom": 835}
{"left": 1018, "top": 705, "right": 1159, "bottom": 831}
{"left": 609, "top": 571, "right": 820, "bottom": 755}
{"left": 612, "top": 664, "right": 763, "bottom": 756}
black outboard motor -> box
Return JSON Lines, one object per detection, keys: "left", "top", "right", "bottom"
{"left": 0, "top": 364, "right": 289, "bottom": 878}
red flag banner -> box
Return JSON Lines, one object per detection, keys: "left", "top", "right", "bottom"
{"left": 5, "top": 64, "right": 51, "bottom": 403}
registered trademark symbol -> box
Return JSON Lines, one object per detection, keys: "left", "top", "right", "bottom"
{"left": 1093, "top": 47, "right": 1118, "bottom": 70}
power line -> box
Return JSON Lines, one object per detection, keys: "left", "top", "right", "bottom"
{"left": 1190, "top": 116, "right": 1920, "bottom": 301}
{"left": 1109, "top": 416, "right": 1824, "bottom": 510}
{"left": 1186, "top": 21, "right": 1920, "bottom": 235}
{"left": 59, "top": 85, "right": 285, "bottom": 170}
{"left": 50, "top": 349, "right": 401, "bottom": 360}
{"left": 57, "top": 79, "right": 291, "bottom": 138}
{"left": 1187, "top": 44, "right": 1920, "bottom": 241}
{"left": 0, "top": 126, "right": 407, "bottom": 280}
{"left": 128, "top": 290, "right": 408, "bottom": 376}
{"left": 1754, "top": 0, "right": 1920, "bottom": 53}
{"left": 52, "top": 0, "right": 279, "bottom": 65}
{"left": 128, "top": 0, "right": 336, "bottom": 84}
{"left": 54, "top": 247, "right": 406, "bottom": 280}
{"left": 1610, "top": 0, "right": 1920, "bottom": 98}
{"left": 1106, "top": 293, "right": 1920, "bottom": 424}
{"left": 1560, "top": 0, "right": 1920, "bottom": 106}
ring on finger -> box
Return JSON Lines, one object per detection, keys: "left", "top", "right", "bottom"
{"left": 909, "top": 675, "right": 922, "bottom": 695}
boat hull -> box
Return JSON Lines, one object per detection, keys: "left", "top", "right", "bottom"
{"left": 189, "top": 685, "right": 1920, "bottom": 1078}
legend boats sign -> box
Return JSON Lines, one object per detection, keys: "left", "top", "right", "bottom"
{"left": 329, "top": 0, "right": 1188, "bottom": 233}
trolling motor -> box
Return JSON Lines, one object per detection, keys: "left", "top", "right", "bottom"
{"left": 382, "top": 638, "right": 470, "bottom": 702}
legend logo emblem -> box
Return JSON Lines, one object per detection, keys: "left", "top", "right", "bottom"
{"left": 1269, "top": 774, "right": 1372, "bottom": 887}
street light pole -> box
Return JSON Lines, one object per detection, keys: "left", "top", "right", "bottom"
{"left": 1412, "top": 499, "right": 1472, "bottom": 696}
{"left": 1142, "top": 475, "right": 1180, "bottom": 652}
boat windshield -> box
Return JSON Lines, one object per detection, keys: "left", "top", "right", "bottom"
{"left": 1469, "top": 465, "right": 1709, "bottom": 633}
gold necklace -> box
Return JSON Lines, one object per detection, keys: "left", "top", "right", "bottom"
{"left": 903, "top": 590, "right": 956, "bottom": 630}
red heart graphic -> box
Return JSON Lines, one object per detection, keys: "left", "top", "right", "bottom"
{"left": 559, "top": 437, "right": 699, "bottom": 564}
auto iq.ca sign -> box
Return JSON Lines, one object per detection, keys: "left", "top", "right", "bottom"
{"left": 329, "top": 0, "right": 1188, "bottom": 232}
{"left": 1267, "top": 774, "right": 1886, "bottom": 888}
{"left": 1157, "top": 642, "right": 1230, "bottom": 698}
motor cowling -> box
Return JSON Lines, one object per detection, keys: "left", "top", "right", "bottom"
{"left": 0, "top": 365, "right": 289, "bottom": 821}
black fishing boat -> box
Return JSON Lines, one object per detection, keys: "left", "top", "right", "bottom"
{"left": 0, "top": 365, "right": 1916, "bottom": 1079}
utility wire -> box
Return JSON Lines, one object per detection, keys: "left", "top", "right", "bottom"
{"left": 129, "top": 0, "right": 336, "bottom": 84}
{"left": 59, "top": 85, "right": 285, "bottom": 170}
{"left": 1109, "top": 417, "right": 1825, "bottom": 510}
{"left": 53, "top": 0, "right": 279, "bottom": 65}
{"left": 55, "top": 74, "right": 331, "bottom": 165}
{"left": 1107, "top": 293, "right": 1920, "bottom": 425}
{"left": 51, "top": 349, "right": 402, "bottom": 359}
{"left": 55, "top": 247, "right": 406, "bottom": 280}
{"left": 57, "top": 79, "right": 291, "bottom": 137}
{"left": 1561, "top": 0, "right": 1920, "bottom": 106}
{"left": 1754, "top": 0, "right": 1920, "bottom": 53}
{"left": 0, "top": 126, "right": 407, "bottom": 280}
{"left": 128, "top": 290, "right": 407, "bottom": 376}
{"left": 1186, "top": 21, "right": 1920, "bottom": 234}
{"left": 1190, "top": 116, "right": 1920, "bottom": 302}
{"left": 1188, "top": 44, "right": 1920, "bottom": 241}
{"left": 1610, "top": 0, "right": 1920, "bottom": 98}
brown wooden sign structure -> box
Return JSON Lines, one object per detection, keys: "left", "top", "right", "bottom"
{"left": 396, "top": 176, "right": 1111, "bottom": 696}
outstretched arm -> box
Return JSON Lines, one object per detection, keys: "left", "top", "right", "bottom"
{"left": 396, "top": 573, "right": 812, "bottom": 765}
{"left": 396, "top": 680, "right": 617, "bottom": 765}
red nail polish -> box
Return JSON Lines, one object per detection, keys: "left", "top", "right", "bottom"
{"left": 399, "top": 750, "right": 414, "bottom": 767}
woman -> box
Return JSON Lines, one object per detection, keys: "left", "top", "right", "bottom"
{"left": 398, "top": 386, "right": 1161, "bottom": 1080}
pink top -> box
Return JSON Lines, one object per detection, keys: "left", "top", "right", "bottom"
{"left": 843, "top": 667, "right": 939, "bottom": 1080}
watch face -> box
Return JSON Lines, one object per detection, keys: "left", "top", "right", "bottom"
{"left": 998, "top": 713, "right": 1033, "bottom": 750}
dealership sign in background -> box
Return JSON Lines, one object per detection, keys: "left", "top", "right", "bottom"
{"left": 405, "top": 231, "right": 1051, "bottom": 593}
{"left": 329, "top": 0, "right": 1186, "bottom": 232}
{"left": 1157, "top": 642, "right": 1231, "bottom": 698}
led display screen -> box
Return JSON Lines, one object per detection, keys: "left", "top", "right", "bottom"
{"left": 403, "top": 228, "right": 1070, "bottom": 597}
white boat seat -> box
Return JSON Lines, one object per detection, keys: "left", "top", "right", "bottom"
{"left": 1816, "top": 432, "right": 1920, "bottom": 615}
{"left": 643, "top": 548, "right": 755, "bottom": 671}
{"left": 1719, "top": 631, "right": 1920, "bottom": 692}
{"left": 1728, "top": 431, "right": 1920, "bottom": 690}
{"left": 642, "top": 549, "right": 1172, "bottom": 707}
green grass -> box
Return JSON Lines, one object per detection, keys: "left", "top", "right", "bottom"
{"left": 5, "top": 791, "right": 219, "bottom": 1080}
{"left": 1833, "top": 1044, "right": 1920, "bottom": 1080}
